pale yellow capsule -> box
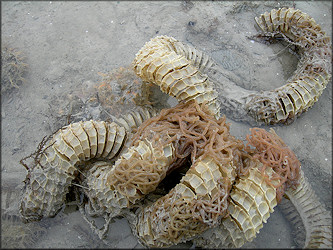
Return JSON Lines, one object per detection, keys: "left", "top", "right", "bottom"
{"left": 135, "top": 49, "right": 169, "bottom": 81}
{"left": 81, "top": 120, "right": 98, "bottom": 158}
{"left": 146, "top": 52, "right": 181, "bottom": 82}
{"left": 53, "top": 130, "right": 80, "bottom": 164}
{"left": 285, "top": 86, "right": 304, "bottom": 111}
{"left": 291, "top": 82, "right": 312, "bottom": 107}
{"left": 155, "top": 56, "right": 189, "bottom": 85}
{"left": 236, "top": 178, "right": 271, "bottom": 223}
{"left": 230, "top": 189, "right": 264, "bottom": 233}
{"left": 101, "top": 122, "right": 117, "bottom": 158}
{"left": 107, "top": 126, "right": 126, "bottom": 159}
{"left": 160, "top": 64, "right": 198, "bottom": 93}
{"left": 70, "top": 122, "right": 90, "bottom": 160}
{"left": 228, "top": 199, "right": 256, "bottom": 241}
{"left": 174, "top": 183, "right": 196, "bottom": 200}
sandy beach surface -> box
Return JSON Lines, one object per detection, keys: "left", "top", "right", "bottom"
{"left": 1, "top": 1, "right": 331, "bottom": 248}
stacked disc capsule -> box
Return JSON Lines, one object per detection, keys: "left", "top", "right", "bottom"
{"left": 133, "top": 36, "right": 221, "bottom": 118}
{"left": 19, "top": 120, "right": 127, "bottom": 222}
{"left": 248, "top": 8, "right": 331, "bottom": 124}
{"left": 194, "top": 165, "right": 279, "bottom": 248}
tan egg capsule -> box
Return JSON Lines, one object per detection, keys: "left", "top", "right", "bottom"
{"left": 189, "top": 161, "right": 220, "bottom": 195}
{"left": 146, "top": 52, "right": 180, "bottom": 82}
{"left": 114, "top": 117, "right": 131, "bottom": 131}
{"left": 189, "top": 44, "right": 204, "bottom": 68}
{"left": 140, "top": 107, "right": 157, "bottom": 121}
{"left": 193, "top": 220, "right": 240, "bottom": 248}
{"left": 280, "top": 94, "right": 296, "bottom": 117}
{"left": 246, "top": 167, "right": 279, "bottom": 211}
{"left": 250, "top": 8, "right": 330, "bottom": 124}
{"left": 303, "top": 76, "right": 324, "bottom": 96}
{"left": 262, "top": 11, "right": 274, "bottom": 32}
{"left": 133, "top": 36, "right": 221, "bottom": 119}
{"left": 92, "top": 121, "right": 108, "bottom": 158}
{"left": 130, "top": 153, "right": 233, "bottom": 248}
{"left": 269, "top": 8, "right": 280, "bottom": 31}
{"left": 151, "top": 35, "right": 178, "bottom": 52}
{"left": 283, "top": 8, "right": 297, "bottom": 33}
{"left": 52, "top": 130, "right": 80, "bottom": 164}
{"left": 234, "top": 178, "right": 272, "bottom": 223}
{"left": 19, "top": 164, "right": 76, "bottom": 223}
{"left": 230, "top": 189, "right": 264, "bottom": 233}
{"left": 134, "top": 44, "right": 166, "bottom": 69}
{"left": 297, "top": 80, "right": 318, "bottom": 105}
{"left": 19, "top": 120, "right": 128, "bottom": 223}
{"left": 175, "top": 78, "right": 211, "bottom": 101}
{"left": 187, "top": 89, "right": 218, "bottom": 106}
{"left": 41, "top": 146, "right": 77, "bottom": 176}
{"left": 283, "top": 169, "right": 332, "bottom": 248}
{"left": 174, "top": 183, "right": 196, "bottom": 200}
{"left": 154, "top": 56, "right": 189, "bottom": 85}
{"left": 121, "top": 113, "right": 138, "bottom": 130}
{"left": 81, "top": 120, "right": 98, "bottom": 158}
{"left": 201, "top": 156, "right": 237, "bottom": 182}
{"left": 105, "top": 135, "right": 176, "bottom": 205}
{"left": 186, "top": 44, "right": 199, "bottom": 66}
{"left": 313, "top": 71, "right": 330, "bottom": 88}
{"left": 194, "top": 166, "right": 279, "bottom": 248}
{"left": 113, "top": 108, "right": 157, "bottom": 133}
{"left": 136, "top": 49, "right": 171, "bottom": 82}
{"left": 228, "top": 199, "right": 257, "bottom": 241}
{"left": 169, "top": 72, "right": 208, "bottom": 97}
{"left": 276, "top": 7, "right": 289, "bottom": 32}
{"left": 100, "top": 122, "right": 117, "bottom": 158}
{"left": 290, "top": 82, "right": 313, "bottom": 108}
{"left": 284, "top": 85, "right": 305, "bottom": 111}
{"left": 172, "top": 41, "right": 215, "bottom": 72}
{"left": 170, "top": 38, "right": 187, "bottom": 56}
{"left": 160, "top": 64, "right": 198, "bottom": 93}
{"left": 288, "top": 9, "right": 304, "bottom": 28}
{"left": 136, "top": 108, "right": 151, "bottom": 122}
{"left": 107, "top": 125, "right": 126, "bottom": 159}
{"left": 254, "top": 15, "right": 266, "bottom": 32}
{"left": 129, "top": 110, "right": 144, "bottom": 127}
{"left": 183, "top": 173, "right": 209, "bottom": 197}
{"left": 222, "top": 217, "right": 247, "bottom": 247}
{"left": 69, "top": 122, "right": 91, "bottom": 160}
{"left": 61, "top": 124, "right": 85, "bottom": 161}
{"left": 84, "top": 162, "right": 130, "bottom": 215}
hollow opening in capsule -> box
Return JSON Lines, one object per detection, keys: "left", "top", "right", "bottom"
{"left": 278, "top": 97, "right": 287, "bottom": 115}
{"left": 157, "top": 155, "right": 192, "bottom": 194}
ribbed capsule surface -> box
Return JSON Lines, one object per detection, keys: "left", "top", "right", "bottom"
{"left": 247, "top": 7, "right": 331, "bottom": 124}
{"left": 133, "top": 35, "right": 221, "bottom": 118}
{"left": 113, "top": 107, "right": 157, "bottom": 132}
{"left": 105, "top": 137, "right": 175, "bottom": 205}
{"left": 194, "top": 165, "right": 279, "bottom": 248}
{"left": 284, "top": 169, "right": 332, "bottom": 248}
{"left": 254, "top": 8, "right": 330, "bottom": 47}
{"left": 131, "top": 156, "right": 233, "bottom": 248}
{"left": 19, "top": 120, "right": 127, "bottom": 222}
{"left": 82, "top": 161, "right": 129, "bottom": 218}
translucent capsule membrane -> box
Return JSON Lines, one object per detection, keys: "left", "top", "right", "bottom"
{"left": 194, "top": 165, "right": 279, "bottom": 248}
{"left": 133, "top": 35, "right": 221, "bottom": 118}
{"left": 284, "top": 169, "right": 332, "bottom": 248}
{"left": 133, "top": 156, "right": 233, "bottom": 248}
{"left": 113, "top": 107, "right": 157, "bottom": 132}
{"left": 249, "top": 7, "right": 331, "bottom": 124}
{"left": 105, "top": 136, "right": 176, "bottom": 205}
{"left": 19, "top": 120, "right": 127, "bottom": 222}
